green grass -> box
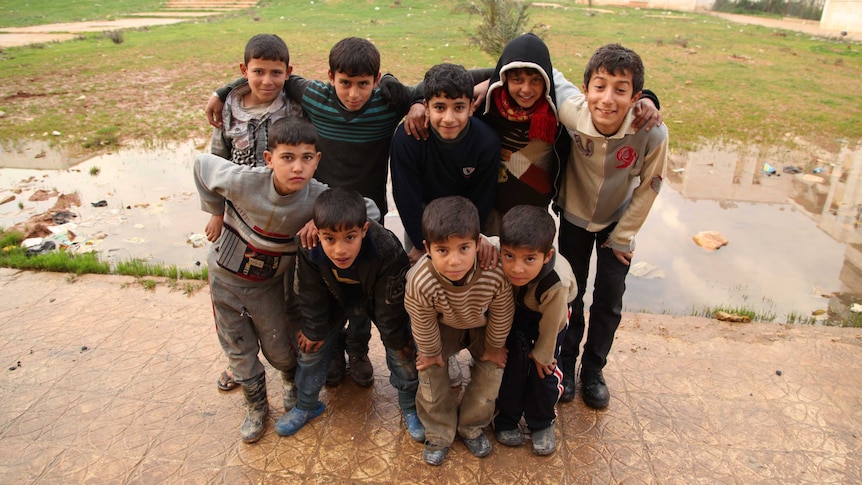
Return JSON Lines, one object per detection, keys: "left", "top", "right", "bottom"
{"left": 0, "top": 0, "right": 166, "bottom": 28}
{"left": 693, "top": 304, "right": 778, "bottom": 323}
{"left": 0, "top": 1, "right": 859, "bottom": 153}
{"left": 1, "top": 230, "right": 207, "bottom": 282}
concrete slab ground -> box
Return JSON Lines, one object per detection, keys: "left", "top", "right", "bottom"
{"left": 0, "top": 267, "right": 860, "bottom": 483}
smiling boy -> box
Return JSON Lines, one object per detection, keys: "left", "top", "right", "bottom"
{"left": 390, "top": 63, "right": 500, "bottom": 265}
{"left": 555, "top": 44, "right": 669, "bottom": 409}
{"left": 275, "top": 187, "right": 423, "bottom": 442}
{"left": 404, "top": 196, "right": 514, "bottom": 466}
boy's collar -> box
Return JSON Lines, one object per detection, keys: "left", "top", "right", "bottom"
{"left": 429, "top": 119, "right": 471, "bottom": 144}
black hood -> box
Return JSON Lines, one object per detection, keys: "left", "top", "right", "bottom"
{"left": 484, "top": 33, "right": 556, "bottom": 116}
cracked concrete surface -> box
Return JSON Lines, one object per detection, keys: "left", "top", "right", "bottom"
{"left": 0, "top": 268, "right": 860, "bottom": 483}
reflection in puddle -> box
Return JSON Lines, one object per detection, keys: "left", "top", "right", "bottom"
{"left": 1, "top": 140, "right": 861, "bottom": 322}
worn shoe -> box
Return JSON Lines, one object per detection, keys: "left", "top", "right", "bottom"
{"left": 531, "top": 423, "right": 556, "bottom": 456}
{"left": 559, "top": 357, "right": 576, "bottom": 402}
{"left": 422, "top": 443, "right": 449, "bottom": 466}
{"left": 462, "top": 432, "right": 492, "bottom": 457}
{"left": 274, "top": 401, "right": 325, "bottom": 437}
{"left": 581, "top": 370, "right": 610, "bottom": 409}
{"left": 447, "top": 354, "right": 463, "bottom": 387}
{"left": 217, "top": 368, "right": 238, "bottom": 391}
{"left": 348, "top": 354, "right": 374, "bottom": 387}
{"left": 494, "top": 428, "right": 523, "bottom": 447}
{"left": 240, "top": 373, "right": 269, "bottom": 443}
{"left": 402, "top": 410, "right": 425, "bottom": 442}
{"left": 326, "top": 351, "right": 346, "bottom": 387}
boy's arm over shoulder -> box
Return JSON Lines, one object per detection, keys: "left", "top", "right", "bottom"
{"left": 283, "top": 74, "right": 314, "bottom": 104}
{"left": 608, "top": 126, "right": 669, "bottom": 252}
{"left": 553, "top": 68, "right": 582, "bottom": 107}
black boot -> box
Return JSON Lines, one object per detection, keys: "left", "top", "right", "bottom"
{"left": 581, "top": 369, "right": 610, "bottom": 409}
{"left": 240, "top": 373, "right": 269, "bottom": 443}
{"left": 559, "top": 356, "right": 576, "bottom": 402}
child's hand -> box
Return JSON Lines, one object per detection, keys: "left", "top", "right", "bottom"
{"left": 205, "top": 214, "right": 224, "bottom": 242}
{"left": 206, "top": 94, "right": 225, "bottom": 129}
{"left": 297, "top": 330, "right": 324, "bottom": 353}
{"left": 297, "top": 219, "right": 319, "bottom": 249}
{"left": 416, "top": 353, "right": 444, "bottom": 371}
{"left": 631, "top": 97, "right": 662, "bottom": 132}
{"left": 403, "top": 103, "right": 429, "bottom": 140}
{"left": 407, "top": 247, "right": 426, "bottom": 265}
{"left": 600, "top": 239, "right": 633, "bottom": 266}
{"left": 480, "top": 346, "right": 508, "bottom": 368}
{"left": 477, "top": 236, "right": 499, "bottom": 270}
{"left": 530, "top": 352, "right": 558, "bottom": 378}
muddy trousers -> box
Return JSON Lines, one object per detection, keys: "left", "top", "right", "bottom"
{"left": 210, "top": 273, "right": 299, "bottom": 384}
{"left": 558, "top": 219, "right": 630, "bottom": 374}
{"left": 495, "top": 313, "right": 567, "bottom": 433}
{"left": 296, "top": 321, "right": 418, "bottom": 411}
{"left": 417, "top": 325, "right": 504, "bottom": 449}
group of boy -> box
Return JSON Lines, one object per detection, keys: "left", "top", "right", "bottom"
{"left": 195, "top": 30, "right": 668, "bottom": 467}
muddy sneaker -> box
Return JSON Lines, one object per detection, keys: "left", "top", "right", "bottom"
{"left": 326, "top": 351, "right": 346, "bottom": 387}
{"left": 348, "top": 354, "right": 374, "bottom": 387}
{"left": 422, "top": 443, "right": 449, "bottom": 466}
{"left": 531, "top": 423, "right": 556, "bottom": 456}
{"left": 402, "top": 410, "right": 425, "bottom": 442}
{"left": 494, "top": 428, "right": 523, "bottom": 447}
{"left": 581, "top": 370, "right": 610, "bottom": 409}
{"left": 462, "top": 432, "right": 492, "bottom": 457}
{"left": 274, "top": 401, "right": 325, "bottom": 437}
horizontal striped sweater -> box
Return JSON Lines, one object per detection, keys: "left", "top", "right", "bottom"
{"left": 405, "top": 256, "right": 514, "bottom": 358}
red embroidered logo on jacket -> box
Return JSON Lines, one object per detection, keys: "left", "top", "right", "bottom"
{"left": 615, "top": 146, "right": 638, "bottom": 169}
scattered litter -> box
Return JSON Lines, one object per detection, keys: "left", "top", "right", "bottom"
{"left": 0, "top": 194, "right": 15, "bottom": 205}
{"left": 849, "top": 304, "right": 862, "bottom": 313}
{"left": 762, "top": 162, "right": 777, "bottom": 175}
{"left": 51, "top": 131, "right": 61, "bottom": 136}
{"left": 775, "top": 370, "right": 782, "bottom": 376}
{"left": 80, "top": 346, "right": 89, "bottom": 352}
{"left": 51, "top": 211, "right": 76, "bottom": 225}
{"left": 812, "top": 309, "right": 826, "bottom": 316}
{"left": 715, "top": 311, "right": 750, "bottom": 323}
{"left": 8, "top": 361, "right": 21, "bottom": 371}
{"left": 671, "top": 168, "right": 685, "bottom": 173}
{"left": 782, "top": 166, "right": 802, "bottom": 174}
{"left": 187, "top": 234, "right": 207, "bottom": 248}
{"left": 813, "top": 167, "right": 824, "bottom": 174}
{"left": 91, "top": 200, "right": 108, "bottom": 207}
{"left": 629, "top": 261, "right": 665, "bottom": 279}
{"left": 24, "top": 240, "right": 57, "bottom": 256}
{"left": 692, "top": 231, "right": 728, "bottom": 251}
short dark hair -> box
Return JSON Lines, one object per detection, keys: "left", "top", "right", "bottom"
{"left": 313, "top": 187, "right": 367, "bottom": 232}
{"left": 244, "top": 34, "right": 290, "bottom": 66}
{"left": 329, "top": 37, "right": 380, "bottom": 77}
{"left": 422, "top": 196, "right": 480, "bottom": 245}
{"left": 423, "top": 63, "right": 473, "bottom": 101}
{"left": 500, "top": 205, "right": 555, "bottom": 254}
{"left": 267, "top": 116, "right": 318, "bottom": 150}
{"left": 583, "top": 43, "right": 644, "bottom": 96}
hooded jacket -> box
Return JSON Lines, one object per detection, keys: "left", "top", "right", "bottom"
{"left": 476, "top": 33, "right": 570, "bottom": 215}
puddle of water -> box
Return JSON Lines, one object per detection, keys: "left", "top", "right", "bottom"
{"left": 1, "top": 139, "right": 861, "bottom": 322}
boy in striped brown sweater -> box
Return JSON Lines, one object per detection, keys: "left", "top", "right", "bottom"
{"left": 404, "top": 196, "right": 515, "bottom": 466}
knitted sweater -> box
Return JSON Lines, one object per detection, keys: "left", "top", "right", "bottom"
{"left": 405, "top": 256, "right": 514, "bottom": 358}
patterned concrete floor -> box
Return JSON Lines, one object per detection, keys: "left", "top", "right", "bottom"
{"left": 0, "top": 268, "right": 860, "bottom": 483}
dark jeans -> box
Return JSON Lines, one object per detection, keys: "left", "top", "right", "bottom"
{"left": 335, "top": 316, "right": 372, "bottom": 357}
{"left": 558, "top": 219, "right": 630, "bottom": 373}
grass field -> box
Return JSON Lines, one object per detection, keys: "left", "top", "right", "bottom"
{"left": 0, "top": 0, "right": 859, "bottom": 154}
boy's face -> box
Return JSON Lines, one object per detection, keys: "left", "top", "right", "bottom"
{"left": 425, "top": 95, "right": 472, "bottom": 140}
{"left": 584, "top": 68, "right": 641, "bottom": 136}
{"left": 505, "top": 69, "right": 546, "bottom": 110}
{"left": 329, "top": 70, "right": 380, "bottom": 112}
{"left": 240, "top": 58, "right": 291, "bottom": 106}
{"left": 264, "top": 143, "right": 321, "bottom": 196}
{"left": 423, "top": 235, "right": 477, "bottom": 283}
{"left": 500, "top": 245, "right": 553, "bottom": 287}
{"left": 319, "top": 222, "right": 369, "bottom": 269}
